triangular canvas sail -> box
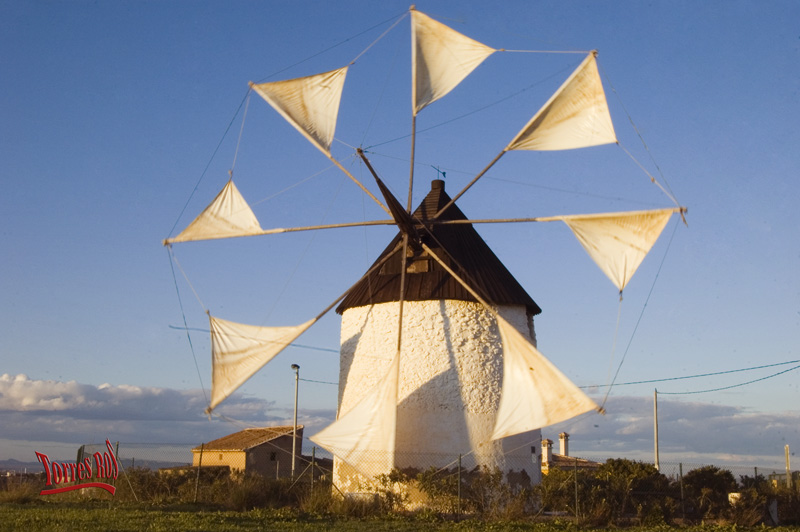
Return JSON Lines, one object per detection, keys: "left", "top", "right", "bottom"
{"left": 168, "top": 180, "right": 262, "bottom": 243}
{"left": 207, "top": 315, "right": 315, "bottom": 412}
{"left": 412, "top": 9, "right": 495, "bottom": 114}
{"left": 310, "top": 353, "right": 398, "bottom": 478}
{"left": 491, "top": 315, "right": 598, "bottom": 440}
{"left": 251, "top": 66, "right": 348, "bottom": 155}
{"left": 507, "top": 52, "right": 616, "bottom": 151}
{"left": 561, "top": 208, "right": 674, "bottom": 292}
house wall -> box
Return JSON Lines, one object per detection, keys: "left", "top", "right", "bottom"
{"left": 192, "top": 449, "right": 246, "bottom": 471}
{"left": 192, "top": 432, "right": 302, "bottom": 479}
{"left": 337, "top": 300, "right": 541, "bottom": 492}
{"left": 247, "top": 432, "right": 301, "bottom": 479}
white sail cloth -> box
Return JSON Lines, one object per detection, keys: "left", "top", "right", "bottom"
{"left": 491, "top": 315, "right": 599, "bottom": 440}
{"left": 508, "top": 52, "right": 616, "bottom": 151}
{"left": 310, "top": 353, "right": 399, "bottom": 477}
{"left": 251, "top": 67, "right": 348, "bottom": 155}
{"left": 167, "top": 180, "right": 262, "bottom": 244}
{"left": 207, "top": 316, "right": 315, "bottom": 413}
{"left": 411, "top": 9, "right": 495, "bottom": 114}
{"left": 561, "top": 208, "right": 674, "bottom": 292}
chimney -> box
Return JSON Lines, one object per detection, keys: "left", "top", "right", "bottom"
{"left": 559, "top": 432, "right": 569, "bottom": 456}
{"left": 542, "top": 438, "right": 553, "bottom": 466}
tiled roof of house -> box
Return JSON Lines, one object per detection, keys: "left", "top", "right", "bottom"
{"left": 193, "top": 426, "right": 302, "bottom": 452}
{"left": 544, "top": 453, "right": 601, "bottom": 470}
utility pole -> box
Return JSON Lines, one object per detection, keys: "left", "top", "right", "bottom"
{"left": 654, "top": 389, "right": 660, "bottom": 471}
{"left": 291, "top": 363, "right": 300, "bottom": 479}
{"left": 786, "top": 444, "right": 792, "bottom": 489}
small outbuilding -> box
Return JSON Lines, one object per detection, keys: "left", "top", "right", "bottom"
{"left": 541, "top": 432, "right": 601, "bottom": 474}
{"left": 192, "top": 426, "right": 303, "bottom": 479}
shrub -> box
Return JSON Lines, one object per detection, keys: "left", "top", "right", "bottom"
{"left": 682, "top": 465, "right": 737, "bottom": 520}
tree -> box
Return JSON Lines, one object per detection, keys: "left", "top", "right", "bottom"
{"left": 592, "top": 458, "right": 674, "bottom": 525}
{"left": 682, "top": 465, "right": 736, "bottom": 520}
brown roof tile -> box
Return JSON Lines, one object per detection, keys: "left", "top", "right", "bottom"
{"left": 193, "top": 426, "right": 302, "bottom": 452}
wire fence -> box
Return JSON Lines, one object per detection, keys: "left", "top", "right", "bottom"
{"left": 4, "top": 441, "right": 798, "bottom": 526}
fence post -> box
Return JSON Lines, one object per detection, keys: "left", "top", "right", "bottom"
{"left": 574, "top": 457, "right": 579, "bottom": 525}
{"left": 457, "top": 454, "right": 462, "bottom": 522}
{"left": 194, "top": 443, "right": 204, "bottom": 503}
{"left": 311, "top": 447, "right": 315, "bottom": 490}
{"left": 679, "top": 462, "right": 684, "bottom": 520}
{"left": 114, "top": 442, "right": 120, "bottom": 488}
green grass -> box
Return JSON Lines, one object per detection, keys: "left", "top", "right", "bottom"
{"left": 2, "top": 504, "right": 800, "bottom": 532}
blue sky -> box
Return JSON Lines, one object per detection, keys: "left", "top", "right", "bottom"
{"left": 1, "top": 1, "right": 798, "bottom": 469}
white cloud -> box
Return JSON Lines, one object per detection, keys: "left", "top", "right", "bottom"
{"left": 1, "top": 375, "right": 796, "bottom": 470}
{"left": 545, "top": 394, "right": 800, "bottom": 470}
{"left": 0, "top": 375, "right": 336, "bottom": 460}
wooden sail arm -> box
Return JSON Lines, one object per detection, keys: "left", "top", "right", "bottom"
{"left": 426, "top": 206, "right": 687, "bottom": 226}
{"left": 163, "top": 219, "right": 397, "bottom": 245}
{"left": 311, "top": 244, "right": 402, "bottom": 322}
{"left": 327, "top": 153, "right": 392, "bottom": 217}
{"left": 433, "top": 148, "right": 507, "bottom": 219}
{"left": 203, "top": 245, "right": 402, "bottom": 415}
{"left": 357, "top": 148, "right": 422, "bottom": 247}
{"left": 421, "top": 242, "right": 494, "bottom": 312}
{"left": 422, "top": 240, "right": 606, "bottom": 422}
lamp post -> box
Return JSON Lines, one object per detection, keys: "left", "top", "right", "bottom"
{"left": 291, "top": 363, "right": 300, "bottom": 479}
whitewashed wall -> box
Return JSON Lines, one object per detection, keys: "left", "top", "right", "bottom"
{"left": 335, "top": 300, "right": 541, "bottom": 492}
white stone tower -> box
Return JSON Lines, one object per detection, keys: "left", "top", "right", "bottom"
{"left": 332, "top": 179, "right": 543, "bottom": 491}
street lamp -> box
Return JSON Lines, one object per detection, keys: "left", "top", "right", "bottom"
{"left": 291, "top": 363, "right": 300, "bottom": 479}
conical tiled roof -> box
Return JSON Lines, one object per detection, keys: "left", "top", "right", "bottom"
{"left": 336, "top": 180, "right": 541, "bottom": 315}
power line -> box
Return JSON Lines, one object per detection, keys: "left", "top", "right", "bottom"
{"left": 300, "top": 378, "right": 338, "bottom": 386}
{"left": 583, "top": 359, "right": 800, "bottom": 391}
{"left": 658, "top": 363, "right": 800, "bottom": 395}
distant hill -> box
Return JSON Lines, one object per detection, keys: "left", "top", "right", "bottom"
{"left": 0, "top": 458, "right": 43, "bottom": 474}
{"left": 1, "top": 457, "right": 189, "bottom": 473}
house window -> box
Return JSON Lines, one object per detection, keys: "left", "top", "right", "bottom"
{"left": 270, "top": 452, "right": 276, "bottom": 461}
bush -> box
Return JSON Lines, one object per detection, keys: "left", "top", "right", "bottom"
{"left": 681, "top": 465, "right": 737, "bottom": 520}
{"left": 0, "top": 478, "right": 41, "bottom": 504}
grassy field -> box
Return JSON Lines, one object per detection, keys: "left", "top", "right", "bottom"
{"left": 2, "top": 504, "right": 800, "bottom": 532}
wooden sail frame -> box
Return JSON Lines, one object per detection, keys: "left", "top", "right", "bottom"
{"left": 165, "top": 7, "right": 687, "bottom": 472}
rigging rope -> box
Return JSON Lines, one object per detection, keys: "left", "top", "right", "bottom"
{"left": 169, "top": 9, "right": 406, "bottom": 239}
{"left": 601, "top": 216, "right": 680, "bottom": 403}
{"left": 168, "top": 247, "right": 206, "bottom": 311}
{"left": 167, "top": 325, "right": 339, "bottom": 353}
{"left": 618, "top": 142, "right": 681, "bottom": 208}
{"left": 257, "top": 170, "right": 350, "bottom": 327}
{"left": 600, "top": 61, "right": 682, "bottom": 208}
{"left": 364, "top": 61, "right": 579, "bottom": 150}
{"left": 253, "top": 10, "right": 408, "bottom": 84}
{"left": 349, "top": 11, "right": 408, "bottom": 65}
{"left": 167, "top": 247, "right": 208, "bottom": 405}
{"left": 166, "top": 89, "right": 250, "bottom": 239}
{"left": 229, "top": 90, "right": 251, "bottom": 176}
{"left": 249, "top": 163, "right": 338, "bottom": 208}
{"left": 600, "top": 296, "right": 624, "bottom": 410}
{"left": 361, "top": 29, "right": 404, "bottom": 146}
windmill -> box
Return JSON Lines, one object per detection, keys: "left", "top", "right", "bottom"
{"left": 165, "top": 7, "right": 686, "bottom": 493}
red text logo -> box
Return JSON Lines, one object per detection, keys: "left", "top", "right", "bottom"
{"left": 35, "top": 439, "right": 119, "bottom": 495}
